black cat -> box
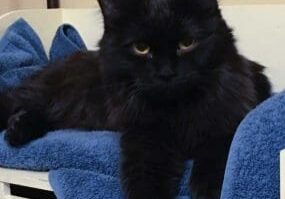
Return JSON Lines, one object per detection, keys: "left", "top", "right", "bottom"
{"left": 0, "top": 0, "right": 271, "bottom": 198}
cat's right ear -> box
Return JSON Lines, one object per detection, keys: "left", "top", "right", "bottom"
{"left": 97, "top": 0, "right": 120, "bottom": 27}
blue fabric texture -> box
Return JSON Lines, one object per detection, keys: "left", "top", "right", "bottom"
{"left": 0, "top": 19, "right": 47, "bottom": 92}
{"left": 0, "top": 19, "right": 192, "bottom": 199}
{"left": 50, "top": 24, "right": 87, "bottom": 62}
{"left": 221, "top": 92, "right": 285, "bottom": 199}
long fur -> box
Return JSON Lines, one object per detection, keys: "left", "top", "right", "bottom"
{"left": 0, "top": 0, "right": 271, "bottom": 198}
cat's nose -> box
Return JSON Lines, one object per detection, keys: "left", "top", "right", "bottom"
{"left": 156, "top": 67, "right": 176, "bottom": 82}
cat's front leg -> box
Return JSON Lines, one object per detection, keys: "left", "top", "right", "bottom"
{"left": 190, "top": 141, "right": 230, "bottom": 199}
{"left": 121, "top": 131, "right": 185, "bottom": 199}
{"left": 5, "top": 109, "right": 50, "bottom": 147}
{"left": 190, "top": 159, "right": 225, "bottom": 199}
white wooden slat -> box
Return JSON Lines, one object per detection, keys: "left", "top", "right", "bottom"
{"left": 0, "top": 181, "right": 10, "bottom": 199}
{"left": 0, "top": 167, "right": 52, "bottom": 191}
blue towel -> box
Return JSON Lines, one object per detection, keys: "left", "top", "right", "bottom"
{"left": 50, "top": 24, "right": 87, "bottom": 62}
{"left": 0, "top": 19, "right": 192, "bottom": 199}
{"left": 221, "top": 92, "right": 285, "bottom": 199}
{"left": 0, "top": 19, "right": 47, "bottom": 92}
{"left": 0, "top": 19, "right": 87, "bottom": 92}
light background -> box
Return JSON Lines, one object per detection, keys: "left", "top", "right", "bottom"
{"left": 1, "top": 0, "right": 285, "bottom": 16}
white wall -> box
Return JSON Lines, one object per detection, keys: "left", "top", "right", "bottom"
{"left": 222, "top": 5, "right": 285, "bottom": 91}
{"left": 0, "top": 0, "right": 283, "bottom": 11}
{"left": 0, "top": 0, "right": 46, "bottom": 15}
{"left": 1, "top": 0, "right": 285, "bottom": 16}
{"left": 221, "top": 0, "right": 285, "bottom": 5}
{"left": 0, "top": 0, "right": 98, "bottom": 15}
{"left": 59, "top": 0, "right": 98, "bottom": 8}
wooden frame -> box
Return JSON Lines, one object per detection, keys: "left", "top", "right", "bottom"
{"left": 0, "top": 167, "right": 51, "bottom": 199}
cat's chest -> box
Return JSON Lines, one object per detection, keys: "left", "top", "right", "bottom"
{"left": 106, "top": 93, "right": 241, "bottom": 136}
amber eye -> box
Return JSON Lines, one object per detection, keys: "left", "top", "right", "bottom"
{"left": 178, "top": 38, "right": 197, "bottom": 54}
{"left": 133, "top": 42, "right": 150, "bottom": 56}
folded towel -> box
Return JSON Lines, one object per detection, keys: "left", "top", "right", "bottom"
{"left": 0, "top": 130, "right": 192, "bottom": 199}
{"left": 0, "top": 19, "right": 47, "bottom": 92}
{"left": 50, "top": 164, "right": 192, "bottom": 199}
{"left": 221, "top": 92, "right": 285, "bottom": 199}
{"left": 0, "top": 19, "right": 87, "bottom": 92}
{"left": 50, "top": 169, "right": 124, "bottom": 199}
{"left": 50, "top": 24, "right": 87, "bottom": 62}
{"left": 0, "top": 19, "right": 192, "bottom": 199}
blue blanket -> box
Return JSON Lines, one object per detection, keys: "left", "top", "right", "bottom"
{"left": 0, "top": 19, "right": 192, "bottom": 199}
{"left": 220, "top": 92, "right": 285, "bottom": 199}
{"left": 0, "top": 18, "right": 283, "bottom": 199}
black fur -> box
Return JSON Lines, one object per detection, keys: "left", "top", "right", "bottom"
{"left": 0, "top": 0, "right": 271, "bottom": 198}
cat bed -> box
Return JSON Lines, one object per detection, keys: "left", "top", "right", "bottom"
{"left": 0, "top": 6, "right": 285, "bottom": 199}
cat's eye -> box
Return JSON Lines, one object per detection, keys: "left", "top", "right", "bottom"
{"left": 178, "top": 38, "right": 197, "bottom": 54}
{"left": 133, "top": 42, "right": 151, "bottom": 56}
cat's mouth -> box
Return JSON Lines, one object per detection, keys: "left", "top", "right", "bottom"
{"left": 134, "top": 78, "right": 191, "bottom": 102}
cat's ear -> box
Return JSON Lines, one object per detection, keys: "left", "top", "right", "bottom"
{"left": 192, "top": 0, "right": 220, "bottom": 16}
{"left": 201, "top": 0, "right": 220, "bottom": 14}
{"left": 97, "top": 0, "right": 120, "bottom": 26}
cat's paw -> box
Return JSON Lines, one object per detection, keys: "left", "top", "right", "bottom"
{"left": 4, "top": 110, "right": 41, "bottom": 147}
{"left": 191, "top": 186, "right": 220, "bottom": 199}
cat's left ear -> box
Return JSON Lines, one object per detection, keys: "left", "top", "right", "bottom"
{"left": 201, "top": 0, "right": 220, "bottom": 14}
{"left": 192, "top": 0, "right": 220, "bottom": 16}
{"left": 97, "top": 0, "right": 121, "bottom": 27}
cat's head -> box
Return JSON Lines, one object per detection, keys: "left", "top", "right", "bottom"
{"left": 98, "top": 0, "right": 236, "bottom": 103}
